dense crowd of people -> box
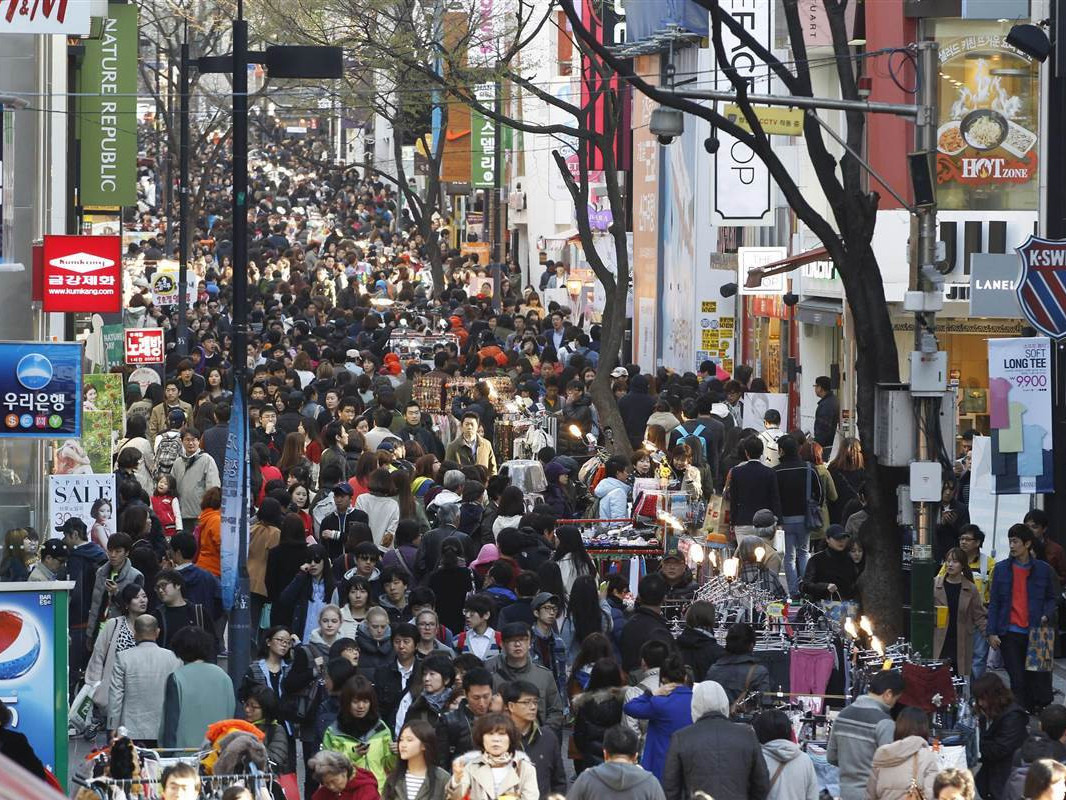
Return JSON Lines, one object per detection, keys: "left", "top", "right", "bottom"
{"left": 0, "top": 123, "right": 1063, "bottom": 800}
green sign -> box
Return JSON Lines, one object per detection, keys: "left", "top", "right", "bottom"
{"left": 101, "top": 323, "right": 124, "bottom": 370}
{"left": 79, "top": 4, "right": 138, "bottom": 207}
{"left": 471, "top": 84, "right": 495, "bottom": 189}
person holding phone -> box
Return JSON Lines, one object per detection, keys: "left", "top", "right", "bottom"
{"left": 321, "top": 675, "right": 396, "bottom": 793}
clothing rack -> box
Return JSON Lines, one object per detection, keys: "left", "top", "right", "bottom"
{"left": 74, "top": 770, "right": 277, "bottom": 800}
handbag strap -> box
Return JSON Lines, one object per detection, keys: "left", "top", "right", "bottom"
{"left": 768, "top": 761, "right": 787, "bottom": 790}
{"left": 730, "top": 664, "right": 759, "bottom": 714}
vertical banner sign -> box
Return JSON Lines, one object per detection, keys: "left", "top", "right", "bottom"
{"left": 714, "top": 0, "right": 774, "bottom": 225}
{"left": 987, "top": 337, "right": 1053, "bottom": 493}
{"left": 0, "top": 342, "right": 82, "bottom": 439}
{"left": 42, "top": 235, "right": 122, "bottom": 312}
{"left": 470, "top": 84, "right": 496, "bottom": 189}
{"left": 79, "top": 3, "right": 137, "bottom": 208}
{"left": 220, "top": 382, "right": 246, "bottom": 610}
{"left": 100, "top": 323, "right": 126, "bottom": 370}
{"left": 630, "top": 55, "right": 660, "bottom": 372}
{"left": 0, "top": 583, "right": 72, "bottom": 789}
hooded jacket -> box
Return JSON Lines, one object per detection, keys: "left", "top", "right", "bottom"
{"left": 354, "top": 619, "right": 395, "bottom": 672}
{"left": 618, "top": 376, "right": 657, "bottom": 448}
{"left": 572, "top": 687, "right": 627, "bottom": 766}
{"left": 618, "top": 606, "right": 674, "bottom": 672}
{"left": 676, "top": 627, "right": 724, "bottom": 682}
{"left": 866, "top": 736, "right": 939, "bottom": 800}
{"left": 761, "top": 739, "right": 819, "bottom": 800}
{"left": 172, "top": 449, "right": 221, "bottom": 520}
{"left": 321, "top": 717, "right": 397, "bottom": 794}
{"left": 568, "top": 760, "right": 665, "bottom": 800}
{"left": 595, "top": 477, "right": 630, "bottom": 524}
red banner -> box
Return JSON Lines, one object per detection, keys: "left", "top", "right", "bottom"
{"left": 124, "top": 328, "right": 165, "bottom": 364}
{"left": 42, "top": 235, "right": 121, "bottom": 313}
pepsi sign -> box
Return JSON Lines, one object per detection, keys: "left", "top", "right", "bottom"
{"left": 0, "top": 610, "right": 41, "bottom": 679}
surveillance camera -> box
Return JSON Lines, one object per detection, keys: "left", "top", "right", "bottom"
{"left": 704, "top": 137, "right": 719, "bottom": 154}
{"left": 1006, "top": 23, "right": 1051, "bottom": 62}
{"left": 657, "top": 134, "right": 674, "bottom": 146}
{"left": 650, "top": 107, "right": 683, "bottom": 144}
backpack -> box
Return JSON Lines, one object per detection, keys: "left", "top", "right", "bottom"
{"left": 154, "top": 432, "right": 183, "bottom": 478}
{"left": 454, "top": 629, "right": 503, "bottom": 654}
{"left": 674, "top": 424, "right": 708, "bottom": 462}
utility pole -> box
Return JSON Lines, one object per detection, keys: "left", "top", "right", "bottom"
{"left": 491, "top": 75, "right": 503, "bottom": 264}
{"left": 908, "top": 40, "right": 940, "bottom": 658}
{"left": 176, "top": 34, "right": 190, "bottom": 356}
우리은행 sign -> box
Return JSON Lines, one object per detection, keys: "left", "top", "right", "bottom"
{"left": 124, "top": 328, "right": 164, "bottom": 364}
{"left": 0, "top": 342, "right": 82, "bottom": 438}
{"left": 42, "top": 235, "right": 121, "bottom": 313}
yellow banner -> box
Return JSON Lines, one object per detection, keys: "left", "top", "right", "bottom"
{"left": 724, "top": 104, "right": 804, "bottom": 137}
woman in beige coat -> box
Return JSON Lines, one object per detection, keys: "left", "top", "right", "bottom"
{"left": 801, "top": 441, "right": 838, "bottom": 548}
{"left": 446, "top": 713, "right": 538, "bottom": 800}
{"left": 866, "top": 708, "right": 940, "bottom": 800}
{"left": 932, "top": 547, "right": 987, "bottom": 676}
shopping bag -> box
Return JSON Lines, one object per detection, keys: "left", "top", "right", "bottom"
{"left": 69, "top": 681, "right": 99, "bottom": 734}
{"left": 1026, "top": 623, "right": 1055, "bottom": 672}
{"left": 276, "top": 773, "right": 300, "bottom": 800}
{"left": 820, "top": 593, "right": 859, "bottom": 628}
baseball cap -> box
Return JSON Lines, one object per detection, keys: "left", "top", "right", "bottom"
{"left": 41, "top": 539, "right": 70, "bottom": 559}
{"left": 500, "top": 622, "right": 531, "bottom": 641}
{"left": 531, "top": 592, "right": 561, "bottom": 612}
{"left": 332, "top": 483, "right": 354, "bottom": 496}
{"left": 662, "top": 548, "right": 685, "bottom": 563}
{"left": 752, "top": 509, "right": 777, "bottom": 529}
{"left": 610, "top": 367, "right": 628, "bottom": 379}
{"left": 345, "top": 349, "right": 360, "bottom": 359}
{"left": 826, "top": 524, "right": 850, "bottom": 541}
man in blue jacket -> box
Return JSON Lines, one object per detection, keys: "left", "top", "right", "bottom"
{"left": 987, "top": 523, "right": 1059, "bottom": 712}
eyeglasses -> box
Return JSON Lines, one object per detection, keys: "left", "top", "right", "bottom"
{"left": 510, "top": 698, "right": 538, "bottom": 707}
{"left": 269, "top": 636, "right": 292, "bottom": 645}
{"left": 308, "top": 557, "right": 324, "bottom": 564}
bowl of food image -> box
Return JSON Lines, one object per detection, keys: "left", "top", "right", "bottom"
{"left": 960, "top": 109, "right": 1008, "bottom": 151}
{"left": 937, "top": 121, "right": 966, "bottom": 155}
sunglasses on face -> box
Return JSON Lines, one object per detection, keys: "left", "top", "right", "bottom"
{"left": 308, "top": 557, "right": 324, "bottom": 564}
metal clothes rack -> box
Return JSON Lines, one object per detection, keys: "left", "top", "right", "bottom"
{"left": 74, "top": 770, "right": 277, "bottom": 800}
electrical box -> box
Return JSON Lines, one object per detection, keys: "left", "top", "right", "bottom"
{"left": 874, "top": 384, "right": 916, "bottom": 467}
{"left": 897, "top": 484, "right": 914, "bottom": 526}
{"left": 903, "top": 290, "right": 944, "bottom": 312}
{"left": 910, "top": 351, "right": 948, "bottom": 395}
{"left": 910, "top": 461, "right": 943, "bottom": 501}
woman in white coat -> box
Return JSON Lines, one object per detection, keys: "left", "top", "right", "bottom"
{"left": 753, "top": 710, "right": 820, "bottom": 800}
{"left": 446, "top": 714, "right": 538, "bottom": 800}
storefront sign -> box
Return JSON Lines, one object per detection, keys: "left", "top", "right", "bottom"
{"left": 893, "top": 317, "right": 1025, "bottom": 335}
{"left": 0, "top": 342, "right": 81, "bottom": 438}
{"left": 970, "top": 253, "right": 1022, "bottom": 318}
{"left": 798, "top": 0, "right": 857, "bottom": 47}
{"left": 470, "top": 84, "right": 495, "bottom": 189}
{"left": 124, "top": 328, "right": 164, "bottom": 364}
{"left": 1015, "top": 236, "right": 1066, "bottom": 339}
{"left": 723, "top": 104, "right": 804, "bottom": 137}
{"left": 987, "top": 337, "right": 1052, "bottom": 494}
{"left": 78, "top": 4, "right": 138, "bottom": 207}
{"left": 713, "top": 0, "right": 773, "bottom": 225}
{"left": 738, "top": 247, "right": 787, "bottom": 295}
{"left": 935, "top": 22, "right": 1040, "bottom": 211}
{"left": 0, "top": 583, "right": 72, "bottom": 788}
{"left": 150, "top": 265, "right": 178, "bottom": 306}
{"left": 42, "top": 235, "right": 121, "bottom": 313}
{"left": 0, "top": 0, "right": 91, "bottom": 34}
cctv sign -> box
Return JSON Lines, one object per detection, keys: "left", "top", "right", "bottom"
{"left": 42, "top": 235, "right": 121, "bottom": 313}
{"left": 124, "top": 328, "right": 164, "bottom": 365}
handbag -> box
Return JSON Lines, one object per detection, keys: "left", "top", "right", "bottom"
{"left": 820, "top": 591, "right": 860, "bottom": 627}
{"left": 804, "top": 465, "right": 822, "bottom": 532}
{"left": 1026, "top": 623, "right": 1055, "bottom": 672}
{"left": 276, "top": 773, "right": 300, "bottom": 800}
{"left": 904, "top": 752, "right": 926, "bottom": 800}
{"left": 69, "top": 680, "right": 100, "bottom": 733}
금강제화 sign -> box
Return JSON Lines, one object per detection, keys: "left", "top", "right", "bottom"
{"left": 0, "top": 342, "right": 82, "bottom": 438}
{"left": 987, "top": 337, "right": 1053, "bottom": 494}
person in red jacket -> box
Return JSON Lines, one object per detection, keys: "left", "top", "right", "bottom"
{"left": 309, "top": 750, "right": 381, "bottom": 800}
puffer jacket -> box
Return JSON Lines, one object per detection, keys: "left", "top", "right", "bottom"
{"left": 594, "top": 477, "right": 630, "bottom": 524}
{"left": 865, "top": 736, "right": 939, "bottom": 800}
{"left": 761, "top": 739, "right": 819, "bottom": 800}
{"left": 676, "top": 627, "right": 724, "bottom": 682}
{"left": 321, "top": 717, "right": 396, "bottom": 793}
{"left": 572, "top": 687, "right": 627, "bottom": 766}
{"left": 354, "top": 619, "right": 395, "bottom": 672}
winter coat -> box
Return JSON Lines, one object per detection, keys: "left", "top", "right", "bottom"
{"left": 801, "top": 546, "right": 860, "bottom": 601}
{"left": 310, "top": 768, "right": 381, "bottom": 800}
{"left": 435, "top": 702, "right": 477, "bottom": 771}
{"left": 568, "top": 760, "right": 665, "bottom": 800}
{"left": 355, "top": 620, "right": 396, "bottom": 672}
{"left": 931, "top": 576, "right": 986, "bottom": 675}
{"left": 619, "top": 606, "right": 674, "bottom": 672}
{"left": 761, "top": 739, "right": 819, "bottom": 800}
{"left": 618, "top": 377, "right": 658, "bottom": 448}
{"left": 865, "top": 737, "right": 939, "bottom": 800}
{"left": 727, "top": 460, "right": 783, "bottom": 527}
{"left": 662, "top": 711, "right": 770, "bottom": 800}
{"left": 321, "top": 718, "right": 397, "bottom": 793}
{"left": 67, "top": 541, "right": 107, "bottom": 627}
{"left": 572, "top": 687, "right": 627, "bottom": 766}
{"left": 172, "top": 450, "right": 221, "bottom": 520}
{"left": 814, "top": 391, "right": 840, "bottom": 450}
{"left": 520, "top": 724, "right": 568, "bottom": 798}
{"left": 381, "top": 768, "right": 450, "bottom": 800}
{"left": 704, "top": 652, "right": 771, "bottom": 706}
{"left": 159, "top": 661, "right": 235, "bottom": 748}
{"left": 986, "top": 557, "right": 1058, "bottom": 637}
{"left": 676, "top": 627, "right": 724, "bottom": 682}
{"left": 594, "top": 477, "right": 630, "bottom": 524}
{"left": 248, "top": 521, "right": 280, "bottom": 598}
{"left": 485, "top": 655, "right": 565, "bottom": 734}
{"left": 978, "top": 704, "right": 1030, "bottom": 800}
{"left": 444, "top": 750, "right": 539, "bottom": 800}
{"left": 265, "top": 541, "right": 307, "bottom": 601}
{"left": 443, "top": 435, "right": 497, "bottom": 475}
{"left": 355, "top": 493, "right": 400, "bottom": 548}
{"left": 623, "top": 685, "right": 694, "bottom": 780}
{"left": 194, "top": 507, "right": 222, "bottom": 577}
{"left": 274, "top": 571, "right": 334, "bottom": 642}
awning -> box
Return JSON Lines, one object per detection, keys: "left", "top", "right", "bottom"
{"left": 797, "top": 298, "right": 842, "bottom": 327}
{"left": 744, "top": 246, "right": 830, "bottom": 289}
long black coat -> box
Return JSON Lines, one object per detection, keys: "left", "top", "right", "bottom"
{"left": 572, "top": 687, "right": 627, "bottom": 766}
{"left": 662, "top": 713, "right": 770, "bottom": 800}
{"left": 978, "top": 704, "right": 1030, "bottom": 800}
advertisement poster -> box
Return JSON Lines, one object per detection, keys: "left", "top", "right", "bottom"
{"left": 84, "top": 372, "right": 125, "bottom": 436}
{"left": 48, "top": 473, "right": 116, "bottom": 547}
{"left": 100, "top": 323, "right": 126, "bottom": 371}
{"left": 220, "top": 383, "right": 246, "bottom": 611}
{"left": 0, "top": 342, "right": 82, "bottom": 439}
{"left": 693, "top": 260, "right": 737, "bottom": 374}
{"left": 742, "top": 392, "right": 790, "bottom": 430}
{"left": 0, "top": 584, "right": 70, "bottom": 786}
{"left": 935, "top": 21, "right": 1040, "bottom": 211}
{"left": 42, "top": 235, "right": 122, "bottom": 313}
{"left": 151, "top": 265, "right": 179, "bottom": 306}
{"left": 124, "top": 327, "right": 165, "bottom": 364}
{"left": 987, "top": 337, "right": 1052, "bottom": 493}
{"left": 53, "top": 410, "right": 113, "bottom": 475}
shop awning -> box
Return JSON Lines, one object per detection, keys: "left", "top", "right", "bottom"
{"left": 797, "top": 298, "right": 842, "bottom": 326}
{"left": 744, "top": 246, "right": 830, "bottom": 289}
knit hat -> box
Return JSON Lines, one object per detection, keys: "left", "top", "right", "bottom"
{"left": 470, "top": 543, "right": 500, "bottom": 570}
{"left": 691, "top": 681, "right": 730, "bottom": 722}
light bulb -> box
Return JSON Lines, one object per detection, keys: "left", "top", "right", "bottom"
{"left": 859, "top": 616, "right": 873, "bottom": 636}
{"left": 688, "top": 543, "right": 704, "bottom": 564}
{"left": 723, "top": 557, "right": 739, "bottom": 579}
{"left": 569, "top": 424, "right": 582, "bottom": 437}
{"left": 871, "top": 636, "right": 884, "bottom": 655}
{"left": 754, "top": 546, "right": 766, "bottom": 563}
{"left": 844, "top": 617, "right": 858, "bottom": 639}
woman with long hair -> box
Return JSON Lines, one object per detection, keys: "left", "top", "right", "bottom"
{"left": 349, "top": 452, "right": 379, "bottom": 500}
{"left": 492, "top": 486, "right": 525, "bottom": 540}
{"left": 85, "top": 583, "right": 149, "bottom": 712}
{"left": 560, "top": 575, "right": 611, "bottom": 664}
{"left": 288, "top": 482, "right": 315, "bottom": 541}
{"left": 553, "top": 525, "right": 595, "bottom": 597}
{"left": 566, "top": 632, "right": 614, "bottom": 697}
{"left": 676, "top": 601, "right": 725, "bottom": 682}
{"left": 90, "top": 498, "right": 114, "bottom": 549}
{"left": 266, "top": 513, "right": 312, "bottom": 604}
{"left": 382, "top": 519, "right": 420, "bottom": 578}
{"left": 321, "top": 675, "right": 397, "bottom": 793}
{"left": 933, "top": 546, "right": 986, "bottom": 677}
{"left": 643, "top": 424, "right": 668, "bottom": 454}
{"left": 572, "top": 658, "right": 627, "bottom": 772}
{"left": 427, "top": 539, "right": 477, "bottom": 635}
{"left": 310, "top": 603, "right": 343, "bottom": 649}
{"left": 277, "top": 432, "right": 310, "bottom": 479}
{"left": 866, "top": 707, "right": 940, "bottom": 800}
{"left": 382, "top": 719, "right": 449, "bottom": 800}
{"left": 800, "top": 440, "right": 837, "bottom": 549}
{"left": 536, "top": 561, "right": 568, "bottom": 614}
{"left": 973, "top": 673, "right": 1029, "bottom": 800}
{"left": 354, "top": 468, "right": 400, "bottom": 549}
{"left": 240, "top": 623, "right": 293, "bottom": 703}
{"left": 273, "top": 543, "right": 336, "bottom": 643}
{"left": 0, "top": 528, "right": 36, "bottom": 581}
{"left": 443, "top": 713, "right": 538, "bottom": 800}
{"left": 392, "top": 470, "right": 429, "bottom": 534}
{"left": 299, "top": 416, "right": 322, "bottom": 469}
{"left": 827, "top": 437, "right": 865, "bottom": 525}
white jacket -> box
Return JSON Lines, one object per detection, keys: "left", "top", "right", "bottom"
{"left": 762, "top": 739, "right": 820, "bottom": 800}
{"left": 354, "top": 493, "right": 400, "bottom": 548}
{"left": 594, "top": 477, "right": 630, "bottom": 523}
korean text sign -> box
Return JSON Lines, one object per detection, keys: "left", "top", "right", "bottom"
{"left": 42, "top": 235, "right": 121, "bottom": 313}
{"left": 0, "top": 342, "right": 81, "bottom": 438}
{"left": 124, "top": 328, "right": 164, "bottom": 364}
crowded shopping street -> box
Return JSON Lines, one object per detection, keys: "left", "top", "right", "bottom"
{"left": 1, "top": 1, "right": 1065, "bottom": 799}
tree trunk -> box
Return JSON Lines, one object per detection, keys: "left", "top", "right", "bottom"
{"left": 587, "top": 281, "right": 632, "bottom": 459}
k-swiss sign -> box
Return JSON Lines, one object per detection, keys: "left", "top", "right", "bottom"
{"left": 42, "top": 235, "right": 121, "bottom": 313}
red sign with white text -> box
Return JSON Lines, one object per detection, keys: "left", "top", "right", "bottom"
{"left": 42, "top": 235, "right": 122, "bottom": 313}
{"left": 124, "top": 328, "right": 165, "bottom": 364}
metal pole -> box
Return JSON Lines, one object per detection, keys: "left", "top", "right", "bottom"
{"left": 492, "top": 79, "right": 503, "bottom": 263}
{"left": 663, "top": 87, "right": 920, "bottom": 117}
{"left": 176, "top": 38, "right": 190, "bottom": 356}
{"left": 165, "top": 56, "right": 174, "bottom": 257}
{"left": 227, "top": 2, "right": 252, "bottom": 691}
{"left": 910, "top": 39, "right": 939, "bottom": 658}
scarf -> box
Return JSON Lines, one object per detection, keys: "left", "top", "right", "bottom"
{"left": 340, "top": 712, "right": 379, "bottom": 739}
{"left": 483, "top": 751, "right": 515, "bottom": 768}
{"left": 421, "top": 686, "right": 453, "bottom": 714}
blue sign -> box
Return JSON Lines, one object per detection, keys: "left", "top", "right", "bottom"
{"left": 220, "top": 381, "right": 246, "bottom": 611}
{"left": 0, "top": 342, "right": 82, "bottom": 438}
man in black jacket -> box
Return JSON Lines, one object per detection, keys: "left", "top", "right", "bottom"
{"left": 618, "top": 374, "right": 657, "bottom": 450}
{"left": 61, "top": 517, "right": 107, "bottom": 683}
{"left": 619, "top": 574, "right": 675, "bottom": 672}
{"left": 414, "top": 503, "right": 476, "bottom": 579}
{"left": 775, "top": 435, "right": 823, "bottom": 597}
{"left": 436, "top": 668, "right": 495, "bottom": 770}
{"left": 728, "top": 437, "right": 782, "bottom": 535}
{"left": 813, "top": 376, "right": 840, "bottom": 455}
{"left": 399, "top": 400, "right": 444, "bottom": 458}
{"left": 801, "top": 525, "right": 860, "bottom": 601}
{"left": 502, "top": 680, "right": 568, "bottom": 798}
{"left": 372, "top": 623, "right": 420, "bottom": 730}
